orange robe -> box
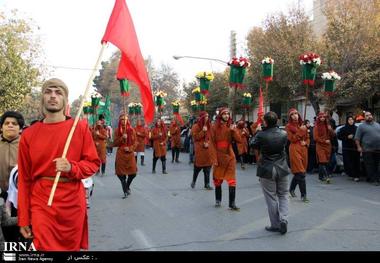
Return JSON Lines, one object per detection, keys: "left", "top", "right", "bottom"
{"left": 236, "top": 127, "right": 249, "bottom": 155}
{"left": 151, "top": 127, "right": 167, "bottom": 158}
{"left": 313, "top": 126, "right": 334, "bottom": 163}
{"left": 18, "top": 119, "right": 100, "bottom": 251}
{"left": 113, "top": 129, "right": 137, "bottom": 175}
{"left": 134, "top": 125, "right": 147, "bottom": 153}
{"left": 286, "top": 124, "right": 309, "bottom": 174}
{"left": 192, "top": 123, "right": 216, "bottom": 167}
{"left": 169, "top": 124, "right": 181, "bottom": 148}
{"left": 211, "top": 123, "right": 241, "bottom": 180}
{"left": 92, "top": 125, "right": 107, "bottom": 163}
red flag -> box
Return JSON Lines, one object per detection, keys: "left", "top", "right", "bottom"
{"left": 257, "top": 86, "right": 264, "bottom": 124}
{"left": 101, "top": 0, "right": 154, "bottom": 124}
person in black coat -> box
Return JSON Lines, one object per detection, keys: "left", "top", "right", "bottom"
{"left": 337, "top": 116, "right": 361, "bottom": 181}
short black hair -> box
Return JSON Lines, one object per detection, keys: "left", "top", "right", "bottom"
{"left": 264, "top": 111, "right": 278, "bottom": 128}
{"left": 0, "top": 111, "right": 25, "bottom": 128}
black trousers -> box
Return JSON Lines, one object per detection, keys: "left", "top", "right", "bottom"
{"left": 100, "top": 163, "right": 106, "bottom": 174}
{"left": 362, "top": 151, "right": 380, "bottom": 182}
{"left": 289, "top": 173, "right": 307, "bottom": 197}
{"left": 192, "top": 166, "right": 211, "bottom": 186}
{"left": 117, "top": 174, "right": 136, "bottom": 193}
{"left": 171, "top": 147, "right": 180, "bottom": 161}
{"left": 342, "top": 149, "right": 361, "bottom": 178}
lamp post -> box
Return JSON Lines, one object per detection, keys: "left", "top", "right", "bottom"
{"left": 173, "top": 55, "right": 228, "bottom": 66}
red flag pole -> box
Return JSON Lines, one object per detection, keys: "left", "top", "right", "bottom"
{"left": 48, "top": 43, "right": 107, "bottom": 206}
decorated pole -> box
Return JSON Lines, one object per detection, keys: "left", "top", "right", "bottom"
{"left": 155, "top": 90, "right": 167, "bottom": 118}
{"left": 299, "top": 52, "right": 321, "bottom": 121}
{"left": 242, "top": 92, "right": 252, "bottom": 120}
{"left": 119, "top": 79, "right": 130, "bottom": 135}
{"left": 321, "top": 70, "right": 341, "bottom": 110}
{"left": 261, "top": 57, "right": 274, "bottom": 112}
{"left": 48, "top": 43, "right": 106, "bottom": 206}
{"left": 228, "top": 57, "right": 250, "bottom": 122}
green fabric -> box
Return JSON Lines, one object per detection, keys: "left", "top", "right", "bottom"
{"left": 135, "top": 105, "right": 142, "bottom": 115}
{"left": 262, "top": 63, "right": 273, "bottom": 78}
{"left": 302, "top": 63, "right": 317, "bottom": 81}
{"left": 83, "top": 106, "right": 93, "bottom": 114}
{"left": 173, "top": 105, "right": 179, "bottom": 113}
{"left": 129, "top": 106, "right": 135, "bottom": 115}
{"left": 324, "top": 80, "right": 335, "bottom": 92}
{"left": 91, "top": 97, "right": 100, "bottom": 107}
{"left": 155, "top": 96, "right": 164, "bottom": 106}
{"left": 229, "top": 66, "right": 246, "bottom": 84}
{"left": 119, "top": 79, "right": 130, "bottom": 95}
{"left": 199, "top": 78, "right": 210, "bottom": 92}
{"left": 194, "top": 93, "right": 201, "bottom": 102}
{"left": 243, "top": 97, "right": 252, "bottom": 106}
{"left": 199, "top": 104, "right": 206, "bottom": 111}
{"left": 191, "top": 105, "right": 198, "bottom": 112}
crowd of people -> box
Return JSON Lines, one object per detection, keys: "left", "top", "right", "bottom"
{"left": 1, "top": 77, "right": 379, "bottom": 250}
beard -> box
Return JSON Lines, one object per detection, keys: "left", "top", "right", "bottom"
{"left": 45, "top": 104, "right": 64, "bottom": 113}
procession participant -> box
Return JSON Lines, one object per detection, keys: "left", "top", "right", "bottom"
{"left": 285, "top": 108, "right": 310, "bottom": 202}
{"left": 93, "top": 116, "right": 108, "bottom": 176}
{"left": 18, "top": 78, "right": 100, "bottom": 251}
{"left": 113, "top": 114, "right": 137, "bottom": 198}
{"left": 236, "top": 120, "right": 250, "bottom": 170}
{"left": 169, "top": 118, "right": 182, "bottom": 163}
{"left": 210, "top": 108, "right": 242, "bottom": 211}
{"left": 190, "top": 111, "right": 215, "bottom": 190}
{"left": 134, "top": 119, "right": 147, "bottom": 166}
{"left": 151, "top": 118, "right": 168, "bottom": 174}
{"left": 313, "top": 112, "right": 335, "bottom": 183}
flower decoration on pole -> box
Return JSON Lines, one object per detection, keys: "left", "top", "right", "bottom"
{"left": 90, "top": 92, "right": 102, "bottom": 107}
{"left": 155, "top": 90, "right": 167, "bottom": 113}
{"left": 119, "top": 79, "right": 130, "bottom": 97}
{"left": 196, "top": 72, "right": 214, "bottom": 95}
{"left": 172, "top": 100, "right": 180, "bottom": 114}
{"left": 199, "top": 98, "right": 208, "bottom": 111}
{"left": 192, "top": 87, "right": 202, "bottom": 102}
{"left": 321, "top": 71, "right": 341, "bottom": 96}
{"left": 242, "top": 93, "right": 253, "bottom": 109}
{"left": 262, "top": 57, "right": 274, "bottom": 83}
{"left": 128, "top": 102, "right": 136, "bottom": 115}
{"left": 299, "top": 52, "right": 321, "bottom": 86}
{"left": 83, "top": 101, "right": 93, "bottom": 114}
{"left": 228, "top": 56, "right": 251, "bottom": 88}
{"left": 190, "top": 100, "right": 198, "bottom": 113}
{"left": 134, "top": 102, "right": 142, "bottom": 115}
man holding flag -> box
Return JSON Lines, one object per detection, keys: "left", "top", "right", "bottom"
{"left": 18, "top": 79, "right": 100, "bottom": 250}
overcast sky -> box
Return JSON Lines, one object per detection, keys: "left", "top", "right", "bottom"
{"left": 1, "top": 0, "right": 313, "bottom": 102}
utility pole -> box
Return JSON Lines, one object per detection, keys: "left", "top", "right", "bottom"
{"left": 230, "top": 30, "right": 237, "bottom": 121}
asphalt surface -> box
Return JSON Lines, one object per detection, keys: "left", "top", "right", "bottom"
{"left": 87, "top": 148, "right": 380, "bottom": 251}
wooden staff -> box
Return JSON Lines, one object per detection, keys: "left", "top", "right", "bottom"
{"left": 265, "top": 81, "right": 269, "bottom": 113}
{"left": 48, "top": 43, "right": 107, "bottom": 206}
{"left": 304, "top": 83, "right": 309, "bottom": 121}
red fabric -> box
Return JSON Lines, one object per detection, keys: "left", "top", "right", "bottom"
{"left": 213, "top": 178, "right": 237, "bottom": 187}
{"left": 101, "top": 0, "right": 154, "bottom": 124}
{"left": 216, "top": 141, "right": 229, "bottom": 149}
{"left": 174, "top": 113, "right": 184, "bottom": 126}
{"left": 316, "top": 112, "right": 328, "bottom": 137}
{"left": 17, "top": 119, "right": 100, "bottom": 251}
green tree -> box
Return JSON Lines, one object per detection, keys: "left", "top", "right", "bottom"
{"left": 19, "top": 88, "right": 42, "bottom": 125}
{"left": 322, "top": 0, "right": 380, "bottom": 108}
{"left": 246, "top": 8, "right": 321, "bottom": 113}
{"left": 0, "top": 10, "right": 42, "bottom": 115}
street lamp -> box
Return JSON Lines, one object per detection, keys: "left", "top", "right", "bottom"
{"left": 173, "top": 55, "right": 228, "bottom": 66}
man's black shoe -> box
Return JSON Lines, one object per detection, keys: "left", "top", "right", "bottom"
{"left": 279, "top": 220, "right": 288, "bottom": 235}
{"left": 265, "top": 226, "right": 280, "bottom": 232}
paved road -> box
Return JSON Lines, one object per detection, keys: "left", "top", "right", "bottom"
{"left": 88, "top": 148, "right": 380, "bottom": 251}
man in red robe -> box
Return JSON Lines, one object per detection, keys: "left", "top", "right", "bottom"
{"left": 18, "top": 78, "right": 100, "bottom": 251}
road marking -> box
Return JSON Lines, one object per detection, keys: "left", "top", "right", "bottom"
{"left": 239, "top": 194, "right": 264, "bottom": 206}
{"left": 300, "top": 208, "right": 353, "bottom": 241}
{"left": 363, "top": 199, "right": 380, "bottom": 206}
{"left": 131, "top": 229, "right": 156, "bottom": 251}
